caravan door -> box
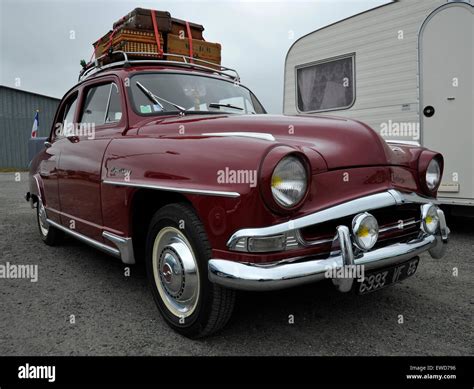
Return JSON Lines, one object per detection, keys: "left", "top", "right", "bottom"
{"left": 420, "top": 2, "right": 473, "bottom": 205}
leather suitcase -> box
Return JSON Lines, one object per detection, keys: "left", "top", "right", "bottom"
{"left": 170, "top": 18, "right": 205, "bottom": 40}
{"left": 167, "top": 34, "right": 221, "bottom": 65}
{"left": 113, "top": 8, "right": 172, "bottom": 33}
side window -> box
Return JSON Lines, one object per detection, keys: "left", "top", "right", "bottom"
{"left": 106, "top": 83, "right": 123, "bottom": 123}
{"left": 55, "top": 94, "right": 78, "bottom": 138}
{"left": 80, "top": 83, "right": 122, "bottom": 126}
{"left": 296, "top": 54, "right": 354, "bottom": 112}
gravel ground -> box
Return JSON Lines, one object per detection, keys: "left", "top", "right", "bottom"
{"left": 0, "top": 172, "right": 472, "bottom": 356}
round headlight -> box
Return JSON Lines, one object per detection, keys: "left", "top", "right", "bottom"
{"left": 426, "top": 159, "right": 441, "bottom": 191}
{"left": 421, "top": 203, "right": 439, "bottom": 235}
{"left": 271, "top": 155, "right": 308, "bottom": 208}
{"left": 352, "top": 213, "right": 379, "bottom": 251}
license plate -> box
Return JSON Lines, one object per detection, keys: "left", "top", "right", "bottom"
{"left": 355, "top": 258, "right": 419, "bottom": 295}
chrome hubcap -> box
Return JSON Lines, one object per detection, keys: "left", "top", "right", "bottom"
{"left": 38, "top": 199, "right": 49, "bottom": 236}
{"left": 152, "top": 227, "right": 200, "bottom": 318}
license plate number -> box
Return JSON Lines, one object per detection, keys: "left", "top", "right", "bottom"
{"left": 356, "top": 258, "right": 419, "bottom": 295}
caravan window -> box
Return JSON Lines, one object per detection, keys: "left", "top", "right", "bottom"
{"left": 296, "top": 54, "right": 354, "bottom": 112}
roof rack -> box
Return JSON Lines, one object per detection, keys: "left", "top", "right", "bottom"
{"left": 78, "top": 51, "right": 240, "bottom": 83}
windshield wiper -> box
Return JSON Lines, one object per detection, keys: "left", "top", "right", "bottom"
{"left": 136, "top": 81, "right": 186, "bottom": 114}
{"left": 208, "top": 103, "right": 244, "bottom": 111}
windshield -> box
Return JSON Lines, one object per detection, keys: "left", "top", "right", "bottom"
{"left": 129, "top": 72, "right": 266, "bottom": 115}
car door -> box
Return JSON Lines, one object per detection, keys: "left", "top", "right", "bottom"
{"left": 57, "top": 77, "right": 126, "bottom": 242}
{"left": 39, "top": 91, "right": 79, "bottom": 224}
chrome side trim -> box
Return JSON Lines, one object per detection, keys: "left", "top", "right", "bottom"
{"left": 387, "top": 190, "right": 439, "bottom": 205}
{"left": 103, "top": 179, "right": 240, "bottom": 198}
{"left": 295, "top": 230, "right": 333, "bottom": 247}
{"left": 386, "top": 140, "right": 421, "bottom": 146}
{"left": 46, "top": 219, "right": 121, "bottom": 258}
{"left": 201, "top": 132, "right": 276, "bottom": 141}
{"left": 227, "top": 190, "right": 436, "bottom": 248}
{"left": 103, "top": 231, "right": 136, "bottom": 265}
{"left": 209, "top": 233, "right": 438, "bottom": 292}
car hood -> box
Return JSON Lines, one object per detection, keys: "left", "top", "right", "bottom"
{"left": 137, "top": 114, "right": 418, "bottom": 170}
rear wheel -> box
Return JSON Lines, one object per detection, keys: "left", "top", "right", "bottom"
{"left": 145, "top": 203, "right": 235, "bottom": 338}
{"left": 36, "top": 197, "right": 63, "bottom": 246}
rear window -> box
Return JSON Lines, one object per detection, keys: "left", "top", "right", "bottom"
{"left": 296, "top": 54, "right": 355, "bottom": 112}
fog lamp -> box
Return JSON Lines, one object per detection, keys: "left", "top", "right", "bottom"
{"left": 352, "top": 213, "right": 379, "bottom": 251}
{"left": 421, "top": 203, "right": 439, "bottom": 235}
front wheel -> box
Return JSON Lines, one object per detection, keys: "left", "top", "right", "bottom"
{"left": 145, "top": 203, "right": 235, "bottom": 338}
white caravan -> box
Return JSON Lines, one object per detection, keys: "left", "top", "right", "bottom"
{"left": 284, "top": 0, "right": 473, "bottom": 207}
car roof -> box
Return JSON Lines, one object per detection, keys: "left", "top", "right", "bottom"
{"left": 61, "top": 61, "right": 242, "bottom": 102}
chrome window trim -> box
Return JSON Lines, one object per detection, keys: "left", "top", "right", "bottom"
{"left": 104, "top": 82, "right": 122, "bottom": 124}
{"left": 103, "top": 179, "right": 240, "bottom": 198}
{"left": 103, "top": 83, "right": 114, "bottom": 124}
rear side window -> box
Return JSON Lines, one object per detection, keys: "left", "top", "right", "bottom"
{"left": 53, "top": 93, "right": 78, "bottom": 138}
{"left": 296, "top": 54, "right": 355, "bottom": 112}
{"left": 62, "top": 96, "right": 78, "bottom": 136}
{"left": 80, "top": 83, "right": 122, "bottom": 126}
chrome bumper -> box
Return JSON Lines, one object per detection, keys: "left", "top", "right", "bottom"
{"left": 208, "top": 191, "right": 450, "bottom": 292}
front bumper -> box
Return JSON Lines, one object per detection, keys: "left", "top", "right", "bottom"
{"left": 208, "top": 190, "right": 450, "bottom": 292}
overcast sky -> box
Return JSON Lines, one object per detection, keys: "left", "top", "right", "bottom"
{"left": 0, "top": 0, "right": 388, "bottom": 113}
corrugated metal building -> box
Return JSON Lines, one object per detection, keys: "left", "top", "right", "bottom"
{"left": 0, "top": 85, "right": 60, "bottom": 169}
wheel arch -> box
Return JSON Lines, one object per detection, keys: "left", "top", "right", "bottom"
{"left": 130, "top": 188, "right": 195, "bottom": 262}
{"left": 30, "top": 174, "right": 45, "bottom": 206}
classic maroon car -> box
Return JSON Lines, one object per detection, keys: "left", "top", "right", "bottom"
{"left": 27, "top": 52, "right": 449, "bottom": 338}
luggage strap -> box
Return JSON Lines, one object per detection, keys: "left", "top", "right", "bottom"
{"left": 151, "top": 10, "right": 164, "bottom": 58}
{"left": 185, "top": 21, "right": 194, "bottom": 63}
{"left": 104, "top": 28, "right": 117, "bottom": 54}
